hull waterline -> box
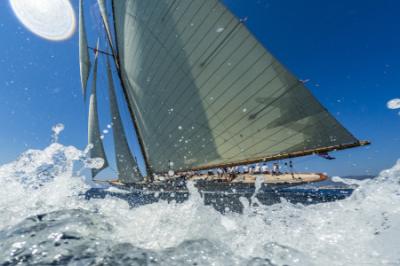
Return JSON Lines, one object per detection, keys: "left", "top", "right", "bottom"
{"left": 85, "top": 173, "right": 353, "bottom": 213}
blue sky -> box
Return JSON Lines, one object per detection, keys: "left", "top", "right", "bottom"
{"left": 0, "top": 0, "right": 399, "bottom": 177}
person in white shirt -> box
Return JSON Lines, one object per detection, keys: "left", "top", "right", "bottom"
{"left": 261, "top": 163, "right": 269, "bottom": 174}
{"left": 217, "top": 168, "right": 224, "bottom": 177}
{"left": 254, "top": 163, "right": 261, "bottom": 174}
{"left": 272, "top": 163, "right": 280, "bottom": 175}
{"left": 235, "top": 166, "right": 240, "bottom": 173}
{"left": 249, "top": 166, "right": 254, "bottom": 174}
{"left": 242, "top": 165, "right": 249, "bottom": 173}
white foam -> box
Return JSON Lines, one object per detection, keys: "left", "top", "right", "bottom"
{"left": 0, "top": 137, "right": 399, "bottom": 264}
{"left": 51, "top": 123, "right": 64, "bottom": 143}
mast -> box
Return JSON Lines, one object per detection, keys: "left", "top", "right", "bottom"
{"left": 109, "top": 0, "right": 153, "bottom": 179}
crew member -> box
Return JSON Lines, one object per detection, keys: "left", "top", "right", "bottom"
{"left": 272, "top": 163, "right": 280, "bottom": 175}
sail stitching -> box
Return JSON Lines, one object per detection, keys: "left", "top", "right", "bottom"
{"left": 218, "top": 83, "right": 313, "bottom": 156}
{"left": 284, "top": 84, "right": 353, "bottom": 148}
{"left": 161, "top": 0, "right": 179, "bottom": 22}
{"left": 128, "top": 0, "right": 194, "bottom": 81}
{"left": 131, "top": 0, "right": 208, "bottom": 89}
{"left": 184, "top": 64, "right": 289, "bottom": 160}
{"left": 150, "top": 40, "right": 270, "bottom": 151}
{"left": 147, "top": 33, "right": 258, "bottom": 152}
{"left": 233, "top": 119, "right": 334, "bottom": 159}
{"left": 160, "top": 72, "right": 304, "bottom": 164}
{"left": 145, "top": 15, "right": 243, "bottom": 135}
{"left": 199, "top": 18, "right": 246, "bottom": 68}
{"left": 126, "top": 0, "right": 162, "bottom": 73}
{"left": 225, "top": 109, "right": 339, "bottom": 158}
{"left": 289, "top": 88, "right": 331, "bottom": 148}
{"left": 148, "top": 15, "right": 237, "bottom": 120}
{"left": 129, "top": 0, "right": 171, "bottom": 79}
{"left": 147, "top": 29, "right": 253, "bottom": 142}
{"left": 206, "top": 114, "right": 351, "bottom": 168}
{"left": 153, "top": 53, "right": 278, "bottom": 161}
{"left": 137, "top": 0, "right": 212, "bottom": 88}
{"left": 141, "top": 6, "right": 232, "bottom": 120}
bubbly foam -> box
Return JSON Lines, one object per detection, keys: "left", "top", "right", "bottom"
{"left": 0, "top": 138, "right": 399, "bottom": 265}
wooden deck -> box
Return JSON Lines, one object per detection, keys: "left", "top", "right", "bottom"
{"left": 106, "top": 172, "right": 327, "bottom": 188}
{"left": 187, "top": 172, "right": 326, "bottom": 184}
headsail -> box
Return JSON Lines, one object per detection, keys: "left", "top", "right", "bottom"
{"left": 78, "top": 0, "right": 91, "bottom": 101}
{"left": 88, "top": 47, "right": 108, "bottom": 177}
{"left": 112, "top": 0, "right": 365, "bottom": 173}
{"left": 106, "top": 56, "right": 143, "bottom": 183}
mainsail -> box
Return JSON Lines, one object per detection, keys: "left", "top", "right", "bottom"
{"left": 78, "top": 0, "right": 91, "bottom": 101}
{"left": 106, "top": 57, "right": 143, "bottom": 183}
{"left": 88, "top": 47, "right": 109, "bottom": 177}
{"left": 111, "top": 0, "right": 367, "bottom": 174}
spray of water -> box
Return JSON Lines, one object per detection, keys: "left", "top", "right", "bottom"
{"left": 0, "top": 126, "right": 399, "bottom": 265}
{"left": 51, "top": 123, "right": 64, "bottom": 143}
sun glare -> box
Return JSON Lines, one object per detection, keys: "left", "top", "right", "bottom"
{"left": 9, "top": 0, "right": 76, "bottom": 41}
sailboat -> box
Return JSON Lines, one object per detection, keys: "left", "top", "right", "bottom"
{"left": 80, "top": 0, "right": 370, "bottom": 209}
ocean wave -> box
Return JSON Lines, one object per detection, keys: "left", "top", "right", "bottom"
{"left": 0, "top": 139, "right": 399, "bottom": 265}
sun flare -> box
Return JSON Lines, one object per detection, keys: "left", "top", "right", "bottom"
{"left": 9, "top": 0, "right": 76, "bottom": 41}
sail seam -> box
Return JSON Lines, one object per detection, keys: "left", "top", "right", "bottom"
{"left": 147, "top": 31, "right": 254, "bottom": 142}
{"left": 132, "top": 0, "right": 210, "bottom": 91}
{"left": 127, "top": 1, "right": 195, "bottom": 81}
{"left": 128, "top": 0, "right": 163, "bottom": 76}
{"left": 154, "top": 53, "right": 277, "bottom": 159}
{"left": 138, "top": 0, "right": 212, "bottom": 89}
{"left": 196, "top": 76, "right": 300, "bottom": 160}
{"left": 218, "top": 84, "right": 323, "bottom": 156}
{"left": 227, "top": 112, "right": 345, "bottom": 160}
{"left": 200, "top": 18, "right": 245, "bottom": 68}
{"left": 150, "top": 51, "right": 278, "bottom": 158}
{"left": 146, "top": 17, "right": 247, "bottom": 138}
{"left": 148, "top": 15, "right": 237, "bottom": 120}
{"left": 141, "top": 7, "right": 233, "bottom": 122}
{"left": 146, "top": 39, "right": 260, "bottom": 160}
{"left": 161, "top": 0, "right": 179, "bottom": 22}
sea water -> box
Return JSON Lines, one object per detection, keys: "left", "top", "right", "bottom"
{"left": 0, "top": 132, "right": 399, "bottom": 265}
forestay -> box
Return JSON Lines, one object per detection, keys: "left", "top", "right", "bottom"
{"left": 112, "top": 0, "right": 359, "bottom": 173}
